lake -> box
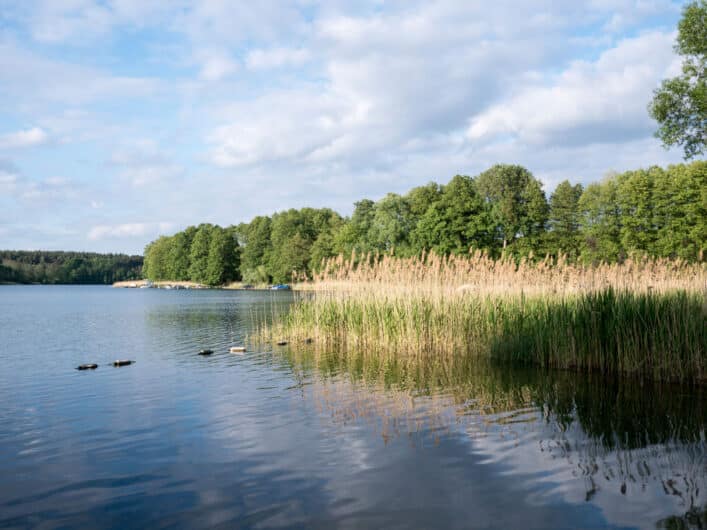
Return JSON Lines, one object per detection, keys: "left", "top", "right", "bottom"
{"left": 0, "top": 285, "right": 705, "bottom": 529}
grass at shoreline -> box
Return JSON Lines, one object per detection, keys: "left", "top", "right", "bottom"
{"left": 261, "top": 252, "right": 706, "bottom": 384}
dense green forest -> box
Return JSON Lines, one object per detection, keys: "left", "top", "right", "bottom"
{"left": 143, "top": 161, "right": 706, "bottom": 285}
{"left": 0, "top": 251, "right": 143, "bottom": 284}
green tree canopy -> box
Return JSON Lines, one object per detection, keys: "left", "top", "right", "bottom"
{"left": 0, "top": 251, "right": 142, "bottom": 284}
{"left": 204, "top": 227, "right": 239, "bottom": 286}
{"left": 649, "top": 0, "right": 706, "bottom": 159}
{"left": 474, "top": 164, "right": 548, "bottom": 252}
{"left": 369, "top": 193, "right": 414, "bottom": 255}
{"left": 548, "top": 180, "right": 584, "bottom": 257}
{"left": 143, "top": 236, "right": 171, "bottom": 280}
{"left": 138, "top": 161, "right": 706, "bottom": 286}
{"left": 333, "top": 199, "right": 376, "bottom": 256}
{"left": 188, "top": 224, "right": 214, "bottom": 284}
{"left": 166, "top": 230, "right": 192, "bottom": 281}
{"left": 412, "top": 175, "right": 491, "bottom": 254}
{"left": 240, "top": 216, "right": 273, "bottom": 282}
{"left": 577, "top": 177, "right": 622, "bottom": 263}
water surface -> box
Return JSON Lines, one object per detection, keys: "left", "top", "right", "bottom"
{"left": 0, "top": 286, "right": 705, "bottom": 529}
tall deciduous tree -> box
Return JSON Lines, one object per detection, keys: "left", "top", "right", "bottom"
{"left": 166, "top": 231, "right": 192, "bottom": 280}
{"left": 188, "top": 224, "right": 213, "bottom": 284}
{"left": 267, "top": 208, "right": 342, "bottom": 282}
{"left": 649, "top": 0, "right": 706, "bottom": 159}
{"left": 413, "top": 175, "right": 491, "bottom": 254}
{"left": 204, "top": 227, "right": 238, "bottom": 286}
{"left": 369, "top": 193, "right": 413, "bottom": 255}
{"left": 616, "top": 168, "right": 659, "bottom": 255}
{"left": 474, "top": 164, "right": 548, "bottom": 253}
{"left": 143, "top": 236, "right": 171, "bottom": 280}
{"left": 577, "top": 180, "right": 622, "bottom": 263}
{"left": 651, "top": 161, "right": 706, "bottom": 260}
{"left": 334, "top": 199, "right": 376, "bottom": 256}
{"left": 548, "top": 180, "right": 584, "bottom": 257}
{"left": 240, "top": 216, "right": 272, "bottom": 282}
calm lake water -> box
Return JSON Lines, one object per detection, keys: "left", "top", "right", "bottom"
{"left": 0, "top": 286, "right": 705, "bottom": 529}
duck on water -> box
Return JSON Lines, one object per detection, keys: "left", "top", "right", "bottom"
{"left": 76, "top": 360, "right": 135, "bottom": 370}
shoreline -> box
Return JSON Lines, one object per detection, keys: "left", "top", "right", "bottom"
{"left": 112, "top": 279, "right": 303, "bottom": 290}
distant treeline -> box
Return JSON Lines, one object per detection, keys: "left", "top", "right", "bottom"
{"left": 0, "top": 251, "right": 143, "bottom": 284}
{"left": 143, "top": 161, "right": 706, "bottom": 285}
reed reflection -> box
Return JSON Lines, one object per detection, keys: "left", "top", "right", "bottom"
{"left": 283, "top": 348, "right": 707, "bottom": 527}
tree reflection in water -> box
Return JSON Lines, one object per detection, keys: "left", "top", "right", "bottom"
{"left": 282, "top": 349, "right": 707, "bottom": 528}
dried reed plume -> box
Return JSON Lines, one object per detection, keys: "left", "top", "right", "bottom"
{"left": 264, "top": 252, "right": 706, "bottom": 383}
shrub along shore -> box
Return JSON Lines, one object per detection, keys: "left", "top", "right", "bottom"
{"left": 262, "top": 252, "right": 706, "bottom": 384}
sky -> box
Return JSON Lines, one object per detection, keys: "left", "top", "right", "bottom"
{"left": 0, "top": 0, "right": 690, "bottom": 254}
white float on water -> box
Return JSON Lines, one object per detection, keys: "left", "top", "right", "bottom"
{"left": 230, "top": 346, "right": 246, "bottom": 353}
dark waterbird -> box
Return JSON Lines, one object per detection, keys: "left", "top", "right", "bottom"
{"left": 198, "top": 349, "right": 214, "bottom": 355}
{"left": 76, "top": 364, "right": 98, "bottom": 370}
{"left": 112, "top": 360, "right": 135, "bottom": 367}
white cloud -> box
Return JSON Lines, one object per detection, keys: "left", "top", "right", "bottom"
{"left": 0, "top": 170, "right": 19, "bottom": 192}
{"left": 246, "top": 47, "right": 311, "bottom": 70}
{"left": 0, "top": 41, "right": 160, "bottom": 106}
{"left": 0, "top": 127, "right": 48, "bottom": 150}
{"left": 467, "top": 31, "right": 678, "bottom": 147}
{"left": 207, "top": 90, "right": 351, "bottom": 167}
{"left": 88, "top": 222, "right": 174, "bottom": 241}
{"left": 28, "top": 0, "right": 113, "bottom": 43}
{"left": 19, "top": 176, "right": 81, "bottom": 202}
{"left": 4, "top": 0, "right": 179, "bottom": 44}
{"left": 0, "top": 0, "right": 689, "bottom": 253}
{"left": 197, "top": 49, "right": 239, "bottom": 81}
{"left": 109, "top": 141, "right": 184, "bottom": 187}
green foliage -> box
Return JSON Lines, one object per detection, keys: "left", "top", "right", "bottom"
{"left": 333, "top": 199, "right": 376, "bottom": 256}
{"left": 141, "top": 161, "right": 706, "bottom": 286}
{"left": 187, "top": 224, "right": 213, "bottom": 284}
{"left": 475, "top": 164, "right": 549, "bottom": 252}
{"left": 309, "top": 216, "right": 344, "bottom": 272}
{"left": 405, "top": 182, "right": 442, "bottom": 218}
{"left": 412, "top": 175, "right": 491, "bottom": 254}
{"left": 0, "top": 251, "right": 142, "bottom": 284}
{"left": 548, "top": 181, "right": 584, "bottom": 257}
{"left": 166, "top": 230, "right": 192, "bottom": 280}
{"left": 368, "top": 193, "right": 413, "bottom": 255}
{"left": 239, "top": 216, "right": 273, "bottom": 283}
{"left": 577, "top": 179, "right": 622, "bottom": 263}
{"left": 205, "top": 227, "right": 238, "bottom": 286}
{"left": 490, "top": 289, "right": 705, "bottom": 383}
{"left": 142, "top": 223, "right": 239, "bottom": 286}
{"left": 273, "top": 288, "right": 706, "bottom": 384}
{"left": 649, "top": 0, "right": 706, "bottom": 159}
{"left": 242, "top": 265, "right": 269, "bottom": 285}
{"left": 267, "top": 208, "right": 343, "bottom": 282}
{"left": 652, "top": 161, "right": 707, "bottom": 260}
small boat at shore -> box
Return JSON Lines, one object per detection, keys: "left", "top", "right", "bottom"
{"left": 270, "top": 284, "right": 290, "bottom": 290}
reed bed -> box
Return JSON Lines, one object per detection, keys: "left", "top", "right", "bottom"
{"left": 263, "top": 252, "right": 706, "bottom": 383}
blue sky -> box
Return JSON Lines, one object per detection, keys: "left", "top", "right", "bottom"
{"left": 0, "top": 0, "right": 689, "bottom": 254}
